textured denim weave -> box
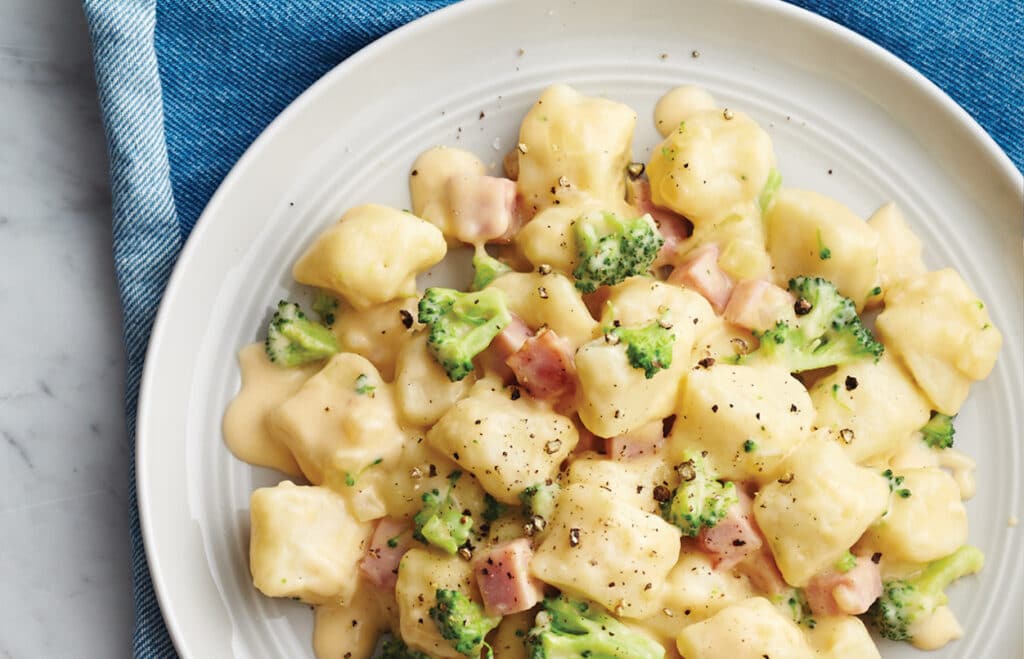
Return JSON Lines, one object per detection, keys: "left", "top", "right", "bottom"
{"left": 80, "top": 1, "right": 1021, "bottom": 656}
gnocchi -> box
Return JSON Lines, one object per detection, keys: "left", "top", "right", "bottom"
{"left": 224, "top": 83, "right": 999, "bottom": 658}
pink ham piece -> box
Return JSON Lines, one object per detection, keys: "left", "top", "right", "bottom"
{"left": 697, "top": 487, "right": 763, "bottom": 570}
{"left": 804, "top": 555, "right": 883, "bottom": 616}
{"left": 476, "top": 314, "right": 532, "bottom": 382}
{"left": 505, "top": 328, "right": 577, "bottom": 400}
{"left": 605, "top": 419, "right": 666, "bottom": 460}
{"left": 668, "top": 244, "right": 734, "bottom": 313}
{"left": 738, "top": 546, "right": 790, "bottom": 597}
{"left": 724, "top": 279, "right": 795, "bottom": 332}
{"left": 447, "top": 175, "right": 520, "bottom": 244}
{"left": 474, "top": 538, "right": 545, "bottom": 616}
{"left": 627, "top": 178, "right": 692, "bottom": 267}
{"left": 359, "top": 517, "right": 413, "bottom": 590}
{"left": 574, "top": 420, "right": 602, "bottom": 455}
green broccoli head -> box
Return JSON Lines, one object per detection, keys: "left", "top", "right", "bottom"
{"left": 869, "top": 545, "right": 984, "bottom": 642}
{"left": 264, "top": 300, "right": 339, "bottom": 366}
{"left": 740, "top": 276, "right": 883, "bottom": 373}
{"left": 520, "top": 481, "right": 561, "bottom": 521}
{"left": 661, "top": 451, "right": 738, "bottom": 537}
{"left": 482, "top": 494, "right": 509, "bottom": 523}
{"left": 471, "top": 251, "right": 513, "bottom": 291}
{"left": 413, "top": 471, "right": 473, "bottom": 555}
{"left": 311, "top": 290, "right": 340, "bottom": 327}
{"left": 835, "top": 550, "right": 857, "bottom": 573}
{"left": 606, "top": 319, "right": 675, "bottom": 379}
{"left": 920, "top": 411, "right": 956, "bottom": 449}
{"left": 519, "top": 481, "right": 561, "bottom": 536}
{"left": 776, "top": 589, "right": 817, "bottom": 629}
{"left": 527, "top": 596, "right": 665, "bottom": 659}
{"left": 418, "top": 287, "right": 512, "bottom": 381}
{"left": 430, "top": 589, "right": 500, "bottom": 658}
{"left": 377, "top": 636, "right": 431, "bottom": 659}
{"left": 571, "top": 211, "right": 664, "bottom": 293}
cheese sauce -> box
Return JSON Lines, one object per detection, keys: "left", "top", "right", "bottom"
{"left": 313, "top": 592, "right": 389, "bottom": 659}
{"left": 222, "top": 343, "right": 316, "bottom": 477}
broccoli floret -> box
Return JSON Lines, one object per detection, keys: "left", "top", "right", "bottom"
{"left": 606, "top": 320, "right": 675, "bottom": 379}
{"left": 882, "top": 468, "right": 912, "bottom": 499}
{"left": 920, "top": 411, "right": 956, "bottom": 449}
{"left": 376, "top": 637, "right": 430, "bottom": 659}
{"left": 430, "top": 589, "right": 500, "bottom": 658}
{"left": 264, "top": 300, "right": 339, "bottom": 366}
{"left": 520, "top": 481, "right": 561, "bottom": 520}
{"left": 835, "top": 550, "right": 857, "bottom": 573}
{"left": 739, "top": 276, "right": 883, "bottom": 373}
{"left": 775, "top": 589, "right": 816, "bottom": 629}
{"left": 354, "top": 373, "right": 376, "bottom": 396}
{"left": 660, "top": 451, "right": 738, "bottom": 537}
{"left": 311, "top": 290, "right": 340, "bottom": 326}
{"left": 418, "top": 287, "right": 512, "bottom": 381}
{"left": 520, "top": 481, "right": 561, "bottom": 535}
{"left": 482, "top": 493, "right": 508, "bottom": 523}
{"left": 758, "top": 168, "right": 782, "bottom": 214}
{"left": 571, "top": 211, "right": 664, "bottom": 293}
{"left": 869, "top": 545, "right": 984, "bottom": 642}
{"left": 413, "top": 471, "right": 473, "bottom": 554}
{"left": 472, "top": 250, "right": 513, "bottom": 291}
{"left": 527, "top": 596, "right": 665, "bottom": 659}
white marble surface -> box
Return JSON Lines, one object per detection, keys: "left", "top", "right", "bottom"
{"left": 0, "top": 1, "right": 134, "bottom": 657}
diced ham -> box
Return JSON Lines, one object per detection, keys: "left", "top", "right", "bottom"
{"left": 697, "top": 488, "right": 762, "bottom": 570}
{"left": 574, "top": 420, "right": 602, "bottom": 454}
{"left": 738, "top": 546, "right": 790, "bottom": 597}
{"left": 476, "top": 315, "right": 532, "bottom": 382}
{"left": 627, "top": 178, "right": 692, "bottom": 267}
{"left": 359, "top": 517, "right": 413, "bottom": 590}
{"left": 448, "top": 175, "right": 519, "bottom": 244}
{"left": 724, "top": 279, "right": 795, "bottom": 332}
{"left": 804, "top": 555, "right": 883, "bottom": 616}
{"left": 474, "top": 538, "right": 544, "bottom": 616}
{"left": 605, "top": 419, "right": 666, "bottom": 459}
{"left": 505, "top": 328, "right": 577, "bottom": 400}
{"left": 667, "top": 244, "right": 734, "bottom": 313}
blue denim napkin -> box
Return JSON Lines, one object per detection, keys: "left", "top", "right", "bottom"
{"left": 81, "top": 1, "right": 1021, "bottom": 656}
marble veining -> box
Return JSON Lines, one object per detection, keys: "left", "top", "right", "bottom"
{"left": 0, "top": 1, "right": 133, "bottom": 657}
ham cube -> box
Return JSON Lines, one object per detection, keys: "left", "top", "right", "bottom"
{"left": 505, "top": 328, "right": 577, "bottom": 400}
{"left": 448, "top": 175, "right": 519, "bottom": 244}
{"left": 476, "top": 315, "right": 532, "bottom": 382}
{"left": 359, "top": 517, "right": 413, "bottom": 590}
{"left": 474, "top": 538, "right": 544, "bottom": 616}
{"left": 724, "top": 279, "right": 795, "bottom": 332}
{"left": 668, "top": 244, "right": 734, "bottom": 313}
{"left": 605, "top": 419, "right": 666, "bottom": 459}
{"left": 697, "top": 488, "right": 763, "bottom": 570}
{"left": 737, "top": 546, "right": 790, "bottom": 597}
{"left": 574, "top": 419, "right": 602, "bottom": 454}
{"left": 627, "top": 178, "right": 692, "bottom": 267}
{"left": 804, "top": 555, "right": 883, "bottom": 616}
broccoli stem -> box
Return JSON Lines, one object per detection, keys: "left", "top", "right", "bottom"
{"left": 471, "top": 249, "right": 513, "bottom": 291}
{"left": 911, "top": 545, "right": 984, "bottom": 598}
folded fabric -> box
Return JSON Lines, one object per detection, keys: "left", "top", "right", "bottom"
{"left": 81, "top": 0, "right": 1021, "bottom": 656}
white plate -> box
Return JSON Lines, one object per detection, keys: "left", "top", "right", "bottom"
{"left": 137, "top": 0, "right": 1024, "bottom": 656}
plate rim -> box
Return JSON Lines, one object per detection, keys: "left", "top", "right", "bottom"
{"left": 136, "top": 0, "right": 1023, "bottom": 655}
